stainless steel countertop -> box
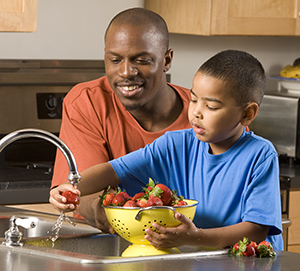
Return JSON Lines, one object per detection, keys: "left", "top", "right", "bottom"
{"left": 0, "top": 246, "right": 299, "bottom": 271}
{"left": 0, "top": 206, "right": 299, "bottom": 271}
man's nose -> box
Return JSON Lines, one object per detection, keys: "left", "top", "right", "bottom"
{"left": 119, "top": 60, "right": 138, "bottom": 77}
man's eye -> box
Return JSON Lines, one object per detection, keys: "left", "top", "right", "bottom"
{"left": 110, "top": 59, "right": 121, "bottom": 64}
{"left": 136, "top": 58, "right": 151, "bottom": 64}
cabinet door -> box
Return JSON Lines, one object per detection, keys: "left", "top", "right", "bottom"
{"left": 0, "top": 0, "right": 38, "bottom": 32}
{"left": 288, "top": 191, "right": 300, "bottom": 248}
{"left": 145, "top": 0, "right": 212, "bottom": 35}
{"left": 211, "top": 0, "right": 300, "bottom": 35}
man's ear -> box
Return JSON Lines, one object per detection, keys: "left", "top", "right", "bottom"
{"left": 241, "top": 102, "right": 259, "bottom": 126}
{"left": 163, "top": 48, "right": 173, "bottom": 72}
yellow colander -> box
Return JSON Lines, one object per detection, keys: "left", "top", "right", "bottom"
{"left": 103, "top": 199, "right": 198, "bottom": 257}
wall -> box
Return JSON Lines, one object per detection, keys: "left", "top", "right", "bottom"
{"left": 0, "top": 0, "right": 299, "bottom": 90}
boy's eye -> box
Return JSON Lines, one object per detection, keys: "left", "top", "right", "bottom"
{"left": 207, "top": 105, "right": 218, "bottom": 111}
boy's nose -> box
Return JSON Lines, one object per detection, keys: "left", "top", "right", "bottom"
{"left": 193, "top": 107, "right": 203, "bottom": 119}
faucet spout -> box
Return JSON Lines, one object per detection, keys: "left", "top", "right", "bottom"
{"left": 0, "top": 128, "right": 81, "bottom": 186}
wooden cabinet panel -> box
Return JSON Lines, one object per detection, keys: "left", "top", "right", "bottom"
{"left": 146, "top": 0, "right": 300, "bottom": 36}
{"left": 288, "top": 245, "right": 300, "bottom": 253}
{"left": 0, "top": 0, "right": 38, "bottom": 32}
{"left": 145, "top": 0, "right": 211, "bottom": 35}
{"left": 288, "top": 191, "right": 300, "bottom": 248}
{"left": 211, "top": 0, "right": 300, "bottom": 35}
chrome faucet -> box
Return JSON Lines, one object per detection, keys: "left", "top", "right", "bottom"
{"left": 2, "top": 216, "right": 37, "bottom": 247}
{"left": 0, "top": 128, "right": 81, "bottom": 186}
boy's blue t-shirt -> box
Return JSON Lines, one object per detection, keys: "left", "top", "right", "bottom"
{"left": 110, "top": 128, "right": 283, "bottom": 250}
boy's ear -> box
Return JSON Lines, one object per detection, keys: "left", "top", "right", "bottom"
{"left": 241, "top": 102, "right": 259, "bottom": 126}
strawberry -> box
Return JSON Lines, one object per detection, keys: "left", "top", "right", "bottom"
{"left": 123, "top": 199, "right": 138, "bottom": 207}
{"left": 173, "top": 200, "right": 187, "bottom": 206}
{"left": 146, "top": 194, "right": 163, "bottom": 207}
{"left": 230, "top": 238, "right": 276, "bottom": 258}
{"left": 242, "top": 244, "right": 255, "bottom": 257}
{"left": 256, "top": 240, "right": 276, "bottom": 258}
{"left": 132, "top": 192, "right": 145, "bottom": 201}
{"left": 154, "top": 184, "right": 172, "bottom": 205}
{"left": 171, "top": 190, "right": 185, "bottom": 206}
{"left": 102, "top": 192, "right": 115, "bottom": 206}
{"left": 61, "top": 191, "right": 80, "bottom": 205}
{"left": 111, "top": 193, "right": 127, "bottom": 206}
{"left": 250, "top": 241, "right": 259, "bottom": 256}
{"left": 136, "top": 198, "right": 148, "bottom": 207}
{"left": 119, "top": 191, "right": 131, "bottom": 201}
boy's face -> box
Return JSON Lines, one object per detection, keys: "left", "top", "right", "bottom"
{"left": 188, "top": 72, "right": 247, "bottom": 154}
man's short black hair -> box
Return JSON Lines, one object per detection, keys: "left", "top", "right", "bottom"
{"left": 105, "top": 8, "right": 169, "bottom": 51}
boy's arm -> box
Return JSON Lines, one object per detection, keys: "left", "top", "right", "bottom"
{"left": 78, "top": 162, "right": 120, "bottom": 196}
{"left": 49, "top": 162, "right": 120, "bottom": 213}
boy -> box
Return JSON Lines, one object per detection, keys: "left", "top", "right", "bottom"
{"left": 50, "top": 50, "right": 283, "bottom": 250}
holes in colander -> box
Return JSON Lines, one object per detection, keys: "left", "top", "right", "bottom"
{"left": 142, "top": 220, "right": 167, "bottom": 235}
{"left": 111, "top": 219, "right": 130, "bottom": 238}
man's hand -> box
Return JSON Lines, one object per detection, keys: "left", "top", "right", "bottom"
{"left": 49, "top": 183, "right": 80, "bottom": 213}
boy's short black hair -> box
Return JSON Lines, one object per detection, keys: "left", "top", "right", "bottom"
{"left": 198, "top": 50, "right": 265, "bottom": 106}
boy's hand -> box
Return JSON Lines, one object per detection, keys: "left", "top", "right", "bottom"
{"left": 144, "top": 212, "right": 199, "bottom": 249}
{"left": 49, "top": 183, "right": 81, "bottom": 213}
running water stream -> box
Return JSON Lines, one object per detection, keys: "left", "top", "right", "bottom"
{"left": 49, "top": 211, "right": 77, "bottom": 247}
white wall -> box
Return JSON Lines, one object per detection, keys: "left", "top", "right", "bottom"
{"left": 0, "top": 0, "right": 144, "bottom": 59}
{"left": 169, "top": 34, "right": 300, "bottom": 90}
{"left": 0, "top": 0, "right": 299, "bottom": 91}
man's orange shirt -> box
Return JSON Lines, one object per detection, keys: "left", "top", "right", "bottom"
{"left": 51, "top": 76, "right": 191, "bottom": 188}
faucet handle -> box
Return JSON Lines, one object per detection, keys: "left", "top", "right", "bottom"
{"left": 2, "top": 216, "right": 36, "bottom": 247}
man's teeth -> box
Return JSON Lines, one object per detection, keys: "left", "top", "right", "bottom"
{"left": 122, "top": 85, "right": 139, "bottom": 91}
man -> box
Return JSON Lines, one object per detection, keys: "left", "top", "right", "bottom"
{"left": 50, "top": 8, "right": 190, "bottom": 233}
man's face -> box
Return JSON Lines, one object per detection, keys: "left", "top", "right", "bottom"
{"left": 104, "top": 23, "right": 172, "bottom": 111}
{"left": 188, "top": 72, "right": 246, "bottom": 154}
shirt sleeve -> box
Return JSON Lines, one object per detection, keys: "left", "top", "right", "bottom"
{"left": 109, "top": 132, "right": 173, "bottom": 197}
{"left": 241, "top": 150, "right": 282, "bottom": 236}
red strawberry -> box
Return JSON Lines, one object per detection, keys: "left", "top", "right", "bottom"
{"left": 102, "top": 192, "right": 115, "bottom": 206}
{"left": 132, "top": 192, "right": 145, "bottom": 201}
{"left": 119, "top": 191, "right": 130, "bottom": 201}
{"left": 173, "top": 200, "right": 187, "bottom": 206}
{"left": 146, "top": 194, "right": 163, "bottom": 207}
{"left": 153, "top": 184, "right": 172, "bottom": 205}
{"left": 136, "top": 198, "right": 148, "bottom": 207}
{"left": 111, "top": 193, "right": 127, "bottom": 206}
{"left": 256, "top": 240, "right": 276, "bottom": 257}
{"left": 242, "top": 244, "right": 255, "bottom": 257}
{"left": 62, "top": 191, "right": 80, "bottom": 205}
{"left": 123, "top": 199, "right": 138, "bottom": 207}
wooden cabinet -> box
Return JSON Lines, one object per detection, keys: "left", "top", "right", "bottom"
{"left": 0, "top": 0, "right": 38, "bottom": 32}
{"left": 145, "top": 0, "right": 212, "bottom": 35}
{"left": 211, "top": 0, "right": 300, "bottom": 35}
{"left": 145, "top": 0, "right": 300, "bottom": 36}
{"left": 288, "top": 190, "right": 300, "bottom": 253}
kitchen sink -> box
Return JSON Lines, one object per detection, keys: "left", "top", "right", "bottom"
{"left": 0, "top": 215, "right": 102, "bottom": 239}
{"left": 0, "top": 206, "right": 228, "bottom": 264}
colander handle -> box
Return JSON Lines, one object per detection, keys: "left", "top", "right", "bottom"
{"left": 135, "top": 206, "right": 177, "bottom": 221}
